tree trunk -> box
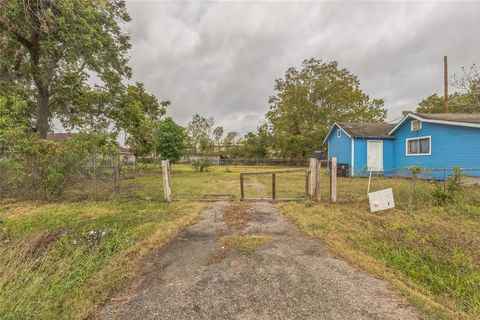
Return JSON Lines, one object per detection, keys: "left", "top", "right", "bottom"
{"left": 36, "top": 86, "right": 49, "bottom": 139}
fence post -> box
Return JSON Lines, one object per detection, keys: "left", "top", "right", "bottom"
{"left": 240, "top": 173, "right": 245, "bottom": 201}
{"left": 305, "top": 170, "right": 310, "bottom": 198}
{"left": 330, "top": 157, "right": 337, "bottom": 202}
{"left": 114, "top": 160, "right": 120, "bottom": 194}
{"left": 162, "top": 160, "right": 172, "bottom": 202}
{"left": 272, "top": 173, "right": 276, "bottom": 201}
{"left": 308, "top": 158, "right": 317, "bottom": 199}
{"left": 315, "top": 159, "right": 321, "bottom": 201}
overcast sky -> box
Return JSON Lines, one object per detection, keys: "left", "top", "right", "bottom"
{"left": 125, "top": 0, "right": 480, "bottom": 135}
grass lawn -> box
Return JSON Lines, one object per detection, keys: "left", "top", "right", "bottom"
{"left": 0, "top": 164, "right": 295, "bottom": 319}
{"left": 2, "top": 164, "right": 478, "bottom": 319}
{"left": 278, "top": 201, "right": 480, "bottom": 320}
{"left": 0, "top": 199, "right": 206, "bottom": 319}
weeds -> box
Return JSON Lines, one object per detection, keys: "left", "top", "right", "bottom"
{"left": 219, "top": 234, "right": 273, "bottom": 256}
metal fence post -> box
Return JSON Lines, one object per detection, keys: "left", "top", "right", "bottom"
{"left": 114, "top": 160, "right": 120, "bottom": 194}
{"left": 272, "top": 173, "right": 276, "bottom": 201}
{"left": 330, "top": 157, "right": 337, "bottom": 202}
{"left": 161, "top": 160, "right": 172, "bottom": 202}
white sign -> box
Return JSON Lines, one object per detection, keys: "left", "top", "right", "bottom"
{"left": 368, "top": 188, "right": 395, "bottom": 212}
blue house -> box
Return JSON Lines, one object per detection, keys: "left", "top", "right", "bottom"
{"left": 324, "top": 113, "right": 480, "bottom": 178}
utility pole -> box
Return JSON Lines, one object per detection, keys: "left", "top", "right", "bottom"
{"left": 444, "top": 55, "right": 448, "bottom": 113}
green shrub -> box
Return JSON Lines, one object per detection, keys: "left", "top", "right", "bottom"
{"left": 191, "top": 159, "right": 211, "bottom": 172}
{"left": 432, "top": 167, "right": 463, "bottom": 206}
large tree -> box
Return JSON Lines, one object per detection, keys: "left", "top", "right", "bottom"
{"left": 266, "top": 58, "right": 387, "bottom": 158}
{"left": 0, "top": 0, "right": 163, "bottom": 139}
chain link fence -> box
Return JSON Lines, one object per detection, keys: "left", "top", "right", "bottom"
{"left": 332, "top": 167, "right": 480, "bottom": 209}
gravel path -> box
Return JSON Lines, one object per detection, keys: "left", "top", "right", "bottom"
{"left": 100, "top": 202, "right": 419, "bottom": 320}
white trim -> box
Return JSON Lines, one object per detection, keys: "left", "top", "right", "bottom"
{"left": 323, "top": 123, "right": 352, "bottom": 143}
{"left": 351, "top": 138, "right": 355, "bottom": 177}
{"left": 389, "top": 113, "right": 480, "bottom": 135}
{"left": 367, "top": 140, "right": 383, "bottom": 171}
{"left": 405, "top": 135, "right": 431, "bottom": 156}
{"left": 337, "top": 129, "right": 342, "bottom": 138}
{"left": 411, "top": 120, "right": 422, "bottom": 131}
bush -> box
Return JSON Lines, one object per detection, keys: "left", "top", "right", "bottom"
{"left": 191, "top": 159, "right": 211, "bottom": 172}
{"left": 432, "top": 167, "right": 463, "bottom": 206}
{"left": 0, "top": 130, "right": 119, "bottom": 199}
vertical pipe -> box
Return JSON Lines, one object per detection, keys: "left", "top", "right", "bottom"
{"left": 444, "top": 56, "right": 449, "bottom": 113}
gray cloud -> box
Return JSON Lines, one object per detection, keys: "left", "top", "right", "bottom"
{"left": 126, "top": 0, "right": 480, "bottom": 133}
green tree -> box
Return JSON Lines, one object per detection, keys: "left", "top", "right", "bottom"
{"left": 186, "top": 114, "right": 215, "bottom": 155}
{"left": 155, "top": 117, "right": 185, "bottom": 163}
{"left": 0, "top": 0, "right": 164, "bottom": 140}
{"left": 240, "top": 124, "right": 270, "bottom": 158}
{"left": 416, "top": 64, "right": 480, "bottom": 114}
{"left": 266, "top": 58, "right": 387, "bottom": 158}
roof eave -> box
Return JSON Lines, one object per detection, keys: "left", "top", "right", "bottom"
{"left": 389, "top": 113, "right": 480, "bottom": 135}
{"left": 323, "top": 123, "right": 352, "bottom": 144}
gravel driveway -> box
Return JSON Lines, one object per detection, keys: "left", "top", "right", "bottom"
{"left": 100, "top": 202, "right": 419, "bottom": 320}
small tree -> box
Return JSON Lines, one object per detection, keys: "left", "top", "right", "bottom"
{"left": 156, "top": 117, "right": 185, "bottom": 163}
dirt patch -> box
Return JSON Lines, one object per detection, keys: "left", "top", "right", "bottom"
{"left": 222, "top": 202, "right": 257, "bottom": 230}
{"left": 205, "top": 245, "right": 232, "bottom": 265}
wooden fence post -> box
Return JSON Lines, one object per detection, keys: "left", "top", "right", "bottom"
{"left": 330, "top": 157, "right": 337, "bottom": 202}
{"left": 162, "top": 160, "right": 172, "bottom": 202}
{"left": 308, "top": 158, "right": 317, "bottom": 199}
{"left": 240, "top": 173, "right": 244, "bottom": 201}
{"left": 315, "top": 159, "right": 321, "bottom": 201}
{"left": 272, "top": 173, "right": 276, "bottom": 201}
{"left": 305, "top": 170, "right": 310, "bottom": 198}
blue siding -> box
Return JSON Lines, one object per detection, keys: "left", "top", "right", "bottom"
{"left": 393, "top": 119, "right": 480, "bottom": 170}
{"left": 353, "top": 138, "right": 394, "bottom": 176}
{"left": 327, "top": 125, "right": 352, "bottom": 165}
{"left": 326, "top": 118, "right": 480, "bottom": 180}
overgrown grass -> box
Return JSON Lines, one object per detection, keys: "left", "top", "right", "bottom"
{"left": 0, "top": 199, "right": 205, "bottom": 319}
{"left": 0, "top": 165, "right": 289, "bottom": 319}
{"left": 219, "top": 234, "right": 273, "bottom": 256}
{"left": 278, "top": 201, "right": 480, "bottom": 320}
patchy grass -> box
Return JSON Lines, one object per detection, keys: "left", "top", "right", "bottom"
{"left": 278, "top": 201, "right": 480, "bottom": 320}
{"left": 222, "top": 203, "right": 257, "bottom": 230}
{"left": 0, "top": 199, "right": 206, "bottom": 319}
{"left": 219, "top": 234, "right": 273, "bottom": 256}
{"left": 0, "top": 165, "right": 298, "bottom": 319}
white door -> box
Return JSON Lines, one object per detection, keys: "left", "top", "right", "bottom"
{"left": 367, "top": 140, "right": 383, "bottom": 171}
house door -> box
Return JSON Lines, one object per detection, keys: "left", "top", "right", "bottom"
{"left": 367, "top": 140, "right": 383, "bottom": 171}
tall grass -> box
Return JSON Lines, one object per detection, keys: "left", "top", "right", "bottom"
{"left": 278, "top": 201, "right": 480, "bottom": 319}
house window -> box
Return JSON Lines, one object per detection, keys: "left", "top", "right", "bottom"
{"left": 406, "top": 136, "right": 431, "bottom": 156}
{"left": 337, "top": 129, "right": 342, "bottom": 138}
{"left": 411, "top": 120, "right": 422, "bottom": 131}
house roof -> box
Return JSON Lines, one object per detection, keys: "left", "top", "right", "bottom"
{"left": 323, "top": 122, "right": 395, "bottom": 143}
{"left": 389, "top": 112, "right": 480, "bottom": 135}
{"left": 46, "top": 132, "right": 77, "bottom": 142}
{"left": 337, "top": 122, "right": 396, "bottom": 138}
{"left": 412, "top": 112, "right": 480, "bottom": 124}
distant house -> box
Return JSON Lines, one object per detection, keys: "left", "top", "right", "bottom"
{"left": 324, "top": 113, "right": 480, "bottom": 178}
{"left": 119, "top": 146, "right": 136, "bottom": 164}
{"left": 47, "top": 132, "right": 78, "bottom": 142}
